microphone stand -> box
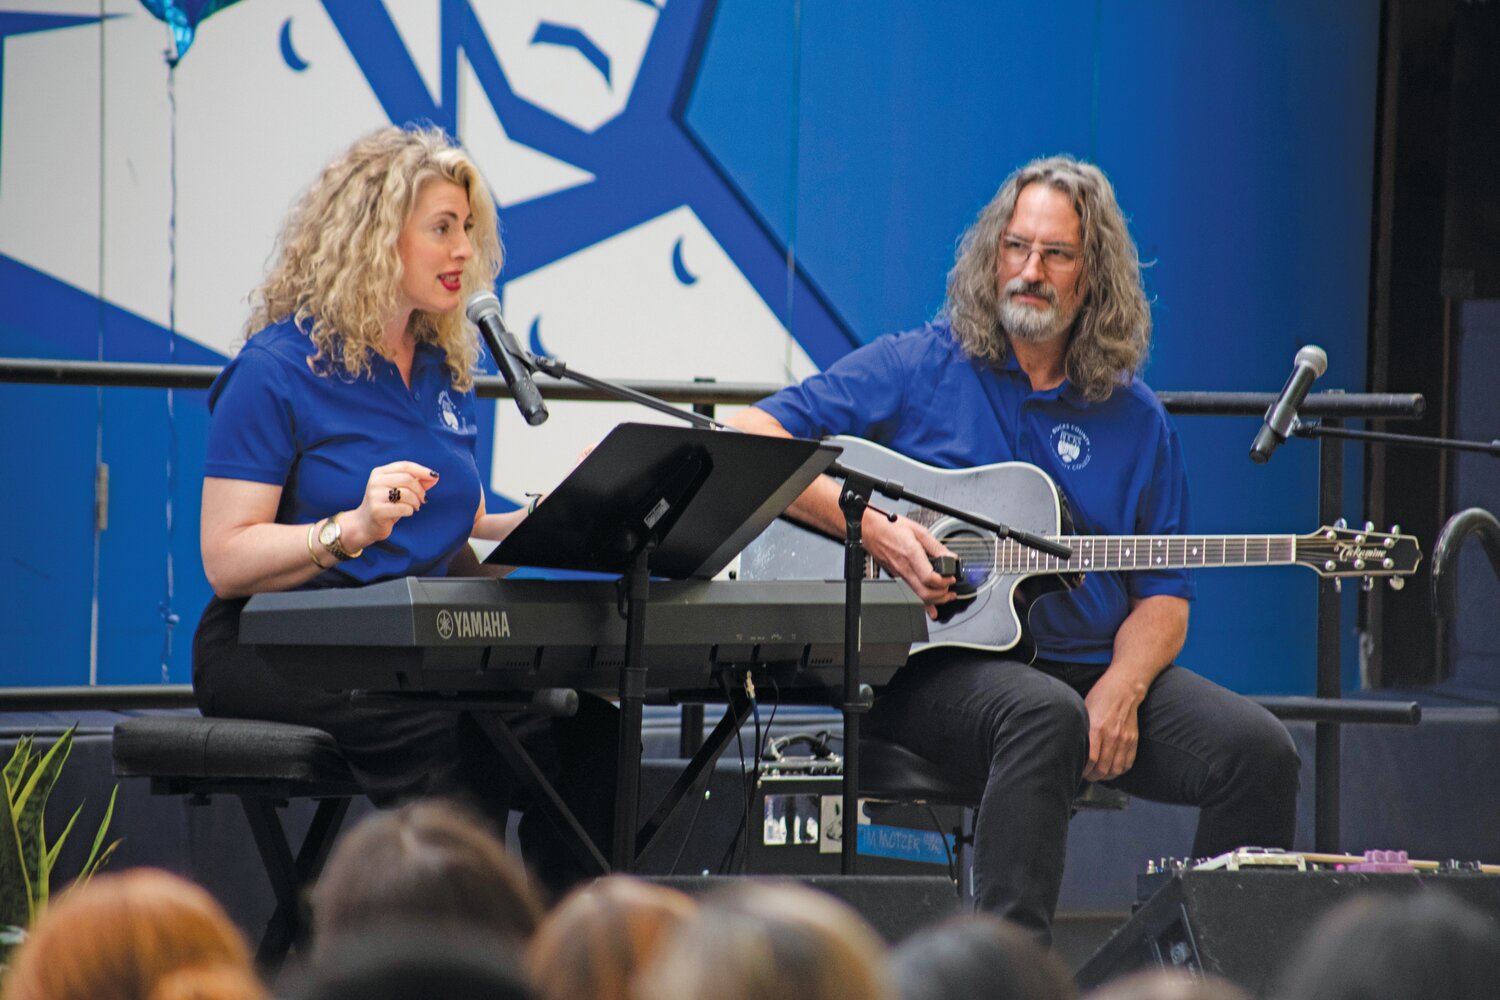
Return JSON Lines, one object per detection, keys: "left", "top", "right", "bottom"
{"left": 1292, "top": 421, "right": 1500, "bottom": 457}
{"left": 509, "top": 345, "right": 1072, "bottom": 875}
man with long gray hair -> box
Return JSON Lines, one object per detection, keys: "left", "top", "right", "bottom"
{"left": 732, "top": 156, "right": 1299, "bottom": 940}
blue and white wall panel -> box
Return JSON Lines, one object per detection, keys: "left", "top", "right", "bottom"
{"left": 0, "top": 1, "right": 1381, "bottom": 693}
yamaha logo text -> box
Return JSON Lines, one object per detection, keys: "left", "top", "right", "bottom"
{"left": 435, "top": 609, "right": 511, "bottom": 641}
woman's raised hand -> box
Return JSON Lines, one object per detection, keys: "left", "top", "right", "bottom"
{"left": 345, "top": 461, "right": 441, "bottom": 548}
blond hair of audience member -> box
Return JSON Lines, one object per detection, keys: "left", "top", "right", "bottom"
{"left": 1084, "top": 969, "right": 1248, "bottom": 1000}
{"left": 638, "top": 882, "right": 891, "bottom": 1000}
{"left": 891, "top": 914, "right": 1076, "bottom": 1000}
{"left": 527, "top": 877, "right": 695, "bottom": 1000}
{"left": 2, "top": 868, "right": 266, "bottom": 1000}
{"left": 310, "top": 799, "right": 542, "bottom": 957}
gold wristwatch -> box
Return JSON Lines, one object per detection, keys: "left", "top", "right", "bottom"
{"left": 317, "top": 513, "right": 364, "bottom": 561}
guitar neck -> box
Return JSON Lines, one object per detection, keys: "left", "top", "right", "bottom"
{"left": 999, "top": 535, "right": 1297, "bottom": 573}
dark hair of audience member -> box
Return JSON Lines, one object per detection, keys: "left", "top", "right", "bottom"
{"left": 289, "top": 927, "right": 538, "bottom": 1000}
{"left": 1, "top": 867, "right": 267, "bottom": 1000}
{"left": 637, "top": 881, "right": 892, "bottom": 1000}
{"left": 527, "top": 876, "right": 695, "bottom": 1000}
{"left": 309, "top": 798, "right": 542, "bottom": 956}
{"left": 1275, "top": 891, "right": 1500, "bottom": 1000}
{"left": 1083, "top": 969, "right": 1248, "bottom": 1000}
{"left": 890, "top": 914, "right": 1077, "bottom": 1000}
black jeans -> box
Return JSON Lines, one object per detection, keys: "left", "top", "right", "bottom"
{"left": 192, "top": 595, "right": 619, "bottom": 900}
{"left": 866, "top": 649, "right": 1300, "bottom": 941}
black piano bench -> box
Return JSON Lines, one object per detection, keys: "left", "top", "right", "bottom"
{"left": 111, "top": 715, "right": 363, "bottom": 972}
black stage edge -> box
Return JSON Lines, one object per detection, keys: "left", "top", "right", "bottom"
{"left": 1077, "top": 869, "right": 1500, "bottom": 998}
{"left": 643, "top": 874, "right": 960, "bottom": 944}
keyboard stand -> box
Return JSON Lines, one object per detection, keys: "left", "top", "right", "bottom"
{"left": 487, "top": 423, "right": 839, "bottom": 872}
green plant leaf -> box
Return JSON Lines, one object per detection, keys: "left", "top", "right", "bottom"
{"left": 42, "top": 801, "right": 79, "bottom": 873}
{"left": 12, "top": 726, "right": 76, "bottom": 919}
{"left": 82, "top": 839, "right": 120, "bottom": 882}
{"left": 0, "top": 783, "right": 31, "bottom": 930}
{"left": 2, "top": 738, "right": 32, "bottom": 809}
{"left": 37, "top": 800, "right": 86, "bottom": 913}
{"left": 76, "top": 786, "right": 119, "bottom": 885}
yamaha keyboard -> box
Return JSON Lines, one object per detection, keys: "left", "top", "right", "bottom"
{"left": 240, "top": 577, "right": 927, "bottom": 700}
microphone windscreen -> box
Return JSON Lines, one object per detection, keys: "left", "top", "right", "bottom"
{"left": 465, "top": 290, "right": 501, "bottom": 324}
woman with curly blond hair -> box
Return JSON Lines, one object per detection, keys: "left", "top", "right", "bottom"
{"left": 192, "top": 125, "right": 616, "bottom": 893}
{"left": 2, "top": 868, "right": 266, "bottom": 1000}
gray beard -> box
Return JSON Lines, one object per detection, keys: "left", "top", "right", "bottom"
{"left": 998, "top": 279, "right": 1077, "bottom": 344}
{"left": 1000, "top": 299, "right": 1067, "bottom": 344}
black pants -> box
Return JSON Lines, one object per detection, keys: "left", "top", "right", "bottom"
{"left": 866, "top": 649, "right": 1301, "bottom": 941}
{"left": 192, "top": 595, "right": 619, "bottom": 899}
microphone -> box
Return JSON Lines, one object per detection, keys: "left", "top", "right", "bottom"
{"left": 466, "top": 291, "right": 548, "bottom": 427}
{"left": 1249, "top": 345, "right": 1327, "bottom": 464}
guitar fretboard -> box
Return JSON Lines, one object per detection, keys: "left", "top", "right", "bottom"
{"left": 951, "top": 535, "right": 1298, "bottom": 574}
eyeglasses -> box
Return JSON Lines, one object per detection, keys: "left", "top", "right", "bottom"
{"left": 999, "top": 234, "right": 1081, "bottom": 274}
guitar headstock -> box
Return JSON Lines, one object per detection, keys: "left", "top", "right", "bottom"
{"left": 1295, "top": 523, "right": 1422, "bottom": 587}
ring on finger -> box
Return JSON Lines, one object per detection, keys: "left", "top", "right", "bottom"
{"left": 388, "top": 487, "right": 402, "bottom": 504}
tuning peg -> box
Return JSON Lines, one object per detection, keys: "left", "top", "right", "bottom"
{"left": 1334, "top": 518, "right": 1348, "bottom": 530}
{"left": 1362, "top": 576, "right": 1375, "bottom": 592}
{"left": 1389, "top": 577, "right": 1405, "bottom": 591}
{"left": 1334, "top": 579, "right": 1343, "bottom": 593}
{"left": 1390, "top": 524, "right": 1401, "bottom": 535}
{"left": 1364, "top": 521, "right": 1374, "bottom": 532}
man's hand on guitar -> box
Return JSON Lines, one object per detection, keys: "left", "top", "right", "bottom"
{"left": 862, "top": 511, "right": 956, "bottom": 620}
{"left": 1082, "top": 671, "right": 1147, "bottom": 781}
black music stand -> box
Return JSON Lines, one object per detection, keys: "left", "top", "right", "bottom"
{"left": 486, "top": 422, "right": 839, "bottom": 871}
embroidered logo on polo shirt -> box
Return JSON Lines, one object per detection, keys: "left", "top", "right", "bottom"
{"left": 1050, "top": 422, "right": 1092, "bottom": 470}
{"left": 437, "top": 390, "right": 467, "bottom": 433}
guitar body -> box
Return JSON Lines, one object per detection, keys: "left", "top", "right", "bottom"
{"left": 740, "top": 437, "right": 1075, "bottom": 656}
{"left": 740, "top": 437, "right": 1421, "bottom": 656}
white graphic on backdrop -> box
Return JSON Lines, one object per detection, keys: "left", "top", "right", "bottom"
{"left": 494, "top": 205, "right": 816, "bottom": 499}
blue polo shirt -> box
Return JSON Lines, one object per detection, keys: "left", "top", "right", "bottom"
{"left": 204, "top": 319, "right": 483, "bottom": 587}
{"left": 757, "top": 320, "right": 1193, "bottom": 664}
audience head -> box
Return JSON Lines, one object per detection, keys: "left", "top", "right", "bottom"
{"left": 890, "top": 914, "right": 1076, "bottom": 1000}
{"left": 1083, "top": 969, "right": 1247, "bottom": 1000}
{"left": 1, "top": 867, "right": 265, "bottom": 1000}
{"left": 527, "top": 876, "right": 695, "bottom": 1000}
{"left": 639, "top": 881, "right": 891, "bottom": 1000}
{"left": 1275, "top": 891, "right": 1500, "bottom": 1000}
{"left": 310, "top": 798, "right": 542, "bottom": 957}
{"left": 290, "top": 928, "right": 537, "bottom": 1000}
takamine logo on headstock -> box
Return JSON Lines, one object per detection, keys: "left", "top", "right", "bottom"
{"left": 1296, "top": 521, "right": 1422, "bottom": 588}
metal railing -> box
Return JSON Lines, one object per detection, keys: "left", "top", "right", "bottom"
{"left": 0, "top": 356, "right": 1428, "bottom": 851}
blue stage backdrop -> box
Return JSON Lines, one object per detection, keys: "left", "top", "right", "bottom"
{"left": 0, "top": 1, "right": 1380, "bottom": 692}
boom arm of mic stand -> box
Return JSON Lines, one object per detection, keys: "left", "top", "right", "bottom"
{"left": 825, "top": 461, "right": 1073, "bottom": 561}
{"left": 1293, "top": 422, "right": 1500, "bottom": 457}
{"left": 527, "top": 354, "right": 728, "bottom": 431}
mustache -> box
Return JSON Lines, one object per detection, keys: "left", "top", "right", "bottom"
{"left": 1003, "top": 278, "right": 1057, "bottom": 306}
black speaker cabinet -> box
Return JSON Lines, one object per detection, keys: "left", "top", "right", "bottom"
{"left": 1077, "top": 870, "right": 1500, "bottom": 998}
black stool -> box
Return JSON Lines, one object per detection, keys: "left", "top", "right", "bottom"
{"left": 112, "top": 715, "right": 362, "bottom": 971}
{"left": 857, "top": 735, "right": 1128, "bottom": 880}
